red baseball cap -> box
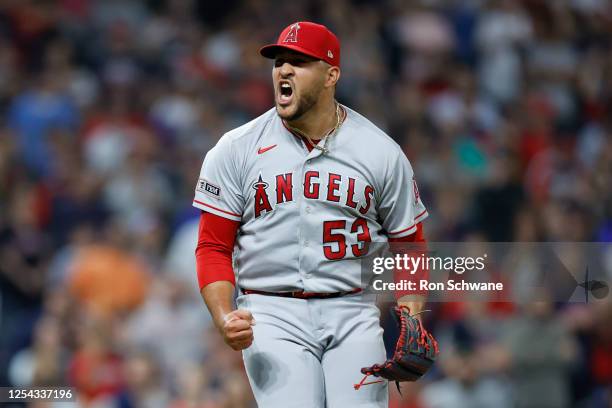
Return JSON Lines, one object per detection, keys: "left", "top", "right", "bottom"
{"left": 260, "top": 21, "right": 340, "bottom": 67}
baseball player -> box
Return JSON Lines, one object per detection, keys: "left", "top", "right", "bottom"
{"left": 194, "top": 21, "right": 437, "bottom": 407}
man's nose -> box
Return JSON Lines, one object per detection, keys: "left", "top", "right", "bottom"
{"left": 279, "top": 62, "right": 294, "bottom": 77}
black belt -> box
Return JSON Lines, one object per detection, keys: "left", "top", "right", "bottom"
{"left": 241, "top": 288, "right": 362, "bottom": 299}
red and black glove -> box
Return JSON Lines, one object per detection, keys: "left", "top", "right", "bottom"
{"left": 355, "top": 306, "right": 439, "bottom": 390}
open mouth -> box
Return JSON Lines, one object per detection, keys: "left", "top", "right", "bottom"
{"left": 278, "top": 81, "right": 293, "bottom": 106}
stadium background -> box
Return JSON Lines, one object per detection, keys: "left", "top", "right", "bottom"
{"left": 0, "top": 0, "right": 611, "bottom": 407}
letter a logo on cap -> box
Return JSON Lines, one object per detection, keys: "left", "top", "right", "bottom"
{"left": 283, "top": 23, "right": 300, "bottom": 43}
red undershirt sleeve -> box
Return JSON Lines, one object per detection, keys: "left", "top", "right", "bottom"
{"left": 195, "top": 211, "right": 240, "bottom": 290}
{"left": 388, "top": 222, "right": 428, "bottom": 299}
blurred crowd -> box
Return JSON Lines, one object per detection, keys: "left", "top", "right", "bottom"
{"left": 0, "top": 0, "right": 611, "bottom": 407}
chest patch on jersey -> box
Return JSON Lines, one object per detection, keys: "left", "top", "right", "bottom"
{"left": 197, "top": 178, "right": 221, "bottom": 198}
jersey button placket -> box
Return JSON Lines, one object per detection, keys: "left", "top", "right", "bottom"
{"left": 300, "top": 159, "right": 316, "bottom": 286}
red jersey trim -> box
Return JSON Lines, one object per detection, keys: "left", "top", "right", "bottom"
{"left": 388, "top": 210, "right": 428, "bottom": 236}
{"left": 193, "top": 199, "right": 241, "bottom": 218}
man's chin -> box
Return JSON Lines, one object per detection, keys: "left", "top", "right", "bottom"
{"left": 276, "top": 104, "right": 299, "bottom": 121}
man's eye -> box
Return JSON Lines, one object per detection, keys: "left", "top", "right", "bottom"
{"left": 275, "top": 59, "right": 308, "bottom": 67}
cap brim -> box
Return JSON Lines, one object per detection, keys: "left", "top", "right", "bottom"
{"left": 259, "top": 44, "right": 322, "bottom": 61}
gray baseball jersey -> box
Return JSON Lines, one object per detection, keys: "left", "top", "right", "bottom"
{"left": 193, "top": 105, "right": 427, "bottom": 293}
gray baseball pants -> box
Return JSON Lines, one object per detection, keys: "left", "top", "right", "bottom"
{"left": 236, "top": 293, "right": 388, "bottom": 407}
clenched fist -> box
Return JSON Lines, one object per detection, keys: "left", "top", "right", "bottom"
{"left": 221, "top": 309, "right": 255, "bottom": 350}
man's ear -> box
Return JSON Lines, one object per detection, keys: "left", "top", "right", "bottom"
{"left": 325, "top": 66, "right": 340, "bottom": 88}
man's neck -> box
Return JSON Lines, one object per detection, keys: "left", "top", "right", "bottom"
{"left": 285, "top": 98, "right": 337, "bottom": 141}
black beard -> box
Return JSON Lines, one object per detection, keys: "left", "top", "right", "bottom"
{"left": 277, "top": 84, "right": 321, "bottom": 122}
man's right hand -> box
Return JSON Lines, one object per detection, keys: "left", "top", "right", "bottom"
{"left": 221, "top": 309, "right": 255, "bottom": 350}
{"left": 201, "top": 281, "right": 255, "bottom": 351}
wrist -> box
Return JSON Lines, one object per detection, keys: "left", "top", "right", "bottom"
{"left": 213, "top": 308, "right": 234, "bottom": 331}
{"left": 397, "top": 295, "right": 426, "bottom": 317}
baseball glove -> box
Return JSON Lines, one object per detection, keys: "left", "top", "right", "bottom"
{"left": 354, "top": 306, "right": 438, "bottom": 391}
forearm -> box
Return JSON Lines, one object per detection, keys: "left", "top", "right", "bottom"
{"left": 195, "top": 211, "right": 241, "bottom": 331}
{"left": 201, "top": 280, "right": 236, "bottom": 331}
{"left": 391, "top": 222, "right": 428, "bottom": 314}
